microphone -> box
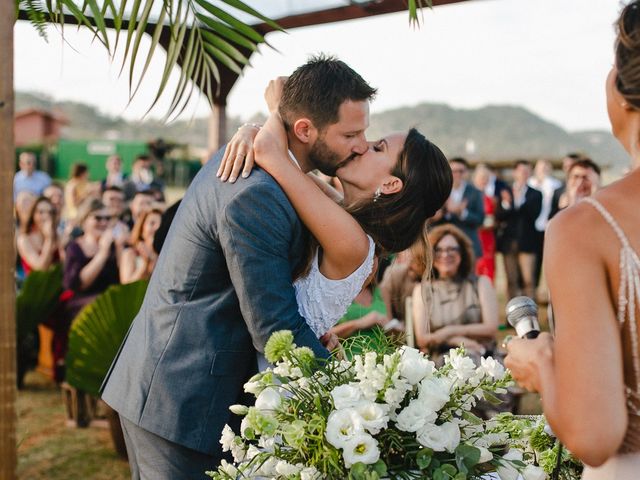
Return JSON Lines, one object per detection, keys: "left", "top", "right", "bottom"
{"left": 505, "top": 296, "right": 540, "bottom": 339}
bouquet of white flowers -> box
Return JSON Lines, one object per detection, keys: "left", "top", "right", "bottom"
{"left": 207, "top": 331, "right": 576, "bottom": 480}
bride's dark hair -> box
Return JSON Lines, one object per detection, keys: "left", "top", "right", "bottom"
{"left": 616, "top": 1, "right": 640, "bottom": 108}
{"left": 293, "top": 129, "right": 452, "bottom": 279}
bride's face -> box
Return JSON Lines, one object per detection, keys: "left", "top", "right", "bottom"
{"left": 336, "top": 132, "right": 407, "bottom": 202}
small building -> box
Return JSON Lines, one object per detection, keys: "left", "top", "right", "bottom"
{"left": 14, "top": 108, "right": 69, "bottom": 147}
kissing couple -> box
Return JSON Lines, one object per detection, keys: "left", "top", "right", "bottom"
{"left": 101, "top": 55, "right": 453, "bottom": 479}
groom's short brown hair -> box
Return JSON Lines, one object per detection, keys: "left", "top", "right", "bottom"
{"left": 279, "top": 54, "right": 377, "bottom": 132}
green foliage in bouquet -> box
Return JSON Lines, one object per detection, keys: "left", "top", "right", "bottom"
{"left": 16, "top": 264, "right": 62, "bottom": 340}
{"left": 207, "top": 330, "right": 570, "bottom": 480}
{"left": 65, "top": 280, "right": 148, "bottom": 396}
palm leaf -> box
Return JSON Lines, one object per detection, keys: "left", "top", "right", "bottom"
{"left": 15, "top": 265, "right": 63, "bottom": 341}
{"left": 16, "top": 0, "right": 48, "bottom": 40}
{"left": 65, "top": 280, "right": 148, "bottom": 397}
{"left": 407, "top": 0, "right": 433, "bottom": 26}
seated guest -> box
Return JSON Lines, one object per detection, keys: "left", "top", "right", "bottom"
{"left": 124, "top": 190, "right": 154, "bottom": 230}
{"left": 15, "top": 190, "right": 37, "bottom": 230}
{"left": 119, "top": 208, "right": 162, "bottom": 284}
{"left": 329, "top": 282, "right": 389, "bottom": 355}
{"left": 63, "top": 163, "right": 91, "bottom": 222}
{"left": 54, "top": 199, "right": 123, "bottom": 381}
{"left": 412, "top": 224, "right": 499, "bottom": 361}
{"left": 101, "top": 155, "right": 127, "bottom": 191}
{"left": 14, "top": 151, "right": 51, "bottom": 198}
{"left": 43, "top": 182, "right": 64, "bottom": 220}
{"left": 379, "top": 238, "right": 426, "bottom": 322}
{"left": 16, "top": 196, "right": 60, "bottom": 275}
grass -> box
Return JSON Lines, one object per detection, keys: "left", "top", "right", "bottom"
{"left": 17, "top": 371, "right": 130, "bottom": 480}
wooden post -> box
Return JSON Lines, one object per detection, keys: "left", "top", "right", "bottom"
{"left": 207, "top": 102, "right": 227, "bottom": 155}
{"left": 0, "top": 2, "right": 17, "bottom": 479}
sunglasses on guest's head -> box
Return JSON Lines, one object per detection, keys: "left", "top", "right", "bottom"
{"left": 93, "top": 214, "right": 113, "bottom": 222}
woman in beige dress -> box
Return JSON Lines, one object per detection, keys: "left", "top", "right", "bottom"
{"left": 505, "top": 2, "right": 640, "bottom": 476}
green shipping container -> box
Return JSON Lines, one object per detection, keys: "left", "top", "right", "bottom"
{"left": 53, "top": 140, "right": 148, "bottom": 181}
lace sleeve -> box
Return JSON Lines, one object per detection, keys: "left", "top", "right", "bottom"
{"left": 294, "top": 235, "right": 376, "bottom": 338}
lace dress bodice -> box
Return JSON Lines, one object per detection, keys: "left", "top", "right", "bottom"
{"left": 584, "top": 197, "right": 640, "bottom": 453}
{"left": 293, "top": 235, "right": 376, "bottom": 338}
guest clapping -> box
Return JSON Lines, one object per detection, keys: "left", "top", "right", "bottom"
{"left": 16, "top": 196, "right": 60, "bottom": 274}
{"left": 119, "top": 208, "right": 162, "bottom": 284}
{"left": 412, "top": 225, "right": 499, "bottom": 360}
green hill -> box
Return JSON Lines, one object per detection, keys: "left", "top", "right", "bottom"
{"left": 16, "top": 91, "right": 629, "bottom": 172}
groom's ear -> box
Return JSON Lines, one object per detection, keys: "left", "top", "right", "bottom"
{"left": 292, "top": 118, "right": 318, "bottom": 145}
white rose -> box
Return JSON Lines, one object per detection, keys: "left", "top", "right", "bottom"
{"left": 395, "top": 400, "right": 436, "bottom": 432}
{"left": 342, "top": 433, "right": 380, "bottom": 467}
{"left": 219, "top": 424, "right": 236, "bottom": 452}
{"left": 523, "top": 464, "right": 548, "bottom": 480}
{"left": 478, "top": 446, "right": 493, "bottom": 463}
{"left": 399, "top": 346, "right": 435, "bottom": 385}
{"left": 255, "top": 387, "right": 282, "bottom": 412}
{"left": 353, "top": 401, "right": 389, "bottom": 434}
{"left": 416, "top": 422, "right": 461, "bottom": 452}
{"left": 325, "top": 409, "right": 364, "bottom": 448}
{"left": 419, "top": 376, "right": 451, "bottom": 412}
{"left": 480, "top": 356, "right": 506, "bottom": 380}
{"left": 497, "top": 449, "right": 523, "bottom": 480}
{"left": 331, "top": 384, "right": 363, "bottom": 409}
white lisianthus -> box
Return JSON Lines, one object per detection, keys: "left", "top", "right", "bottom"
{"left": 300, "top": 466, "right": 322, "bottom": 480}
{"left": 255, "top": 456, "right": 279, "bottom": 477}
{"left": 325, "top": 409, "right": 364, "bottom": 448}
{"left": 497, "top": 449, "right": 523, "bottom": 480}
{"left": 219, "top": 424, "right": 236, "bottom": 452}
{"left": 399, "top": 346, "right": 435, "bottom": 385}
{"left": 255, "top": 387, "right": 282, "bottom": 412}
{"left": 330, "top": 384, "right": 363, "bottom": 409}
{"left": 480, "top": 356, "right": 506, "bottom": 380}
{"left": 416, "top": 422, "right": 461, "bottom": 452}
{"left": 228, "top": 404, "right": 249, "bottom": 415}
{"left": 447, "top": 350, "right": 477, "bottom": 381}
{"left": 419, "top": 376, "right": 451, "bottom": 412}
{"left": 353, "top": 401, "right": 389, "bottom": 434}
{"left": 396, "top": 400, "right": 436, "bottom": 432}
{"left": 246, "top": 444, "right": 260, "bottom": 460}
{"left": 384, "top": 380, "right": 411, "bottom": 410}
{"left": 219, "top": 459, "right": 238, "bottom": 477}
{"left": 342, "top": 433, "right": 380, "bottom": 467}
{"left": 523, "top": 464, "right": 548, "bottom": 480}
{"left": 478, "top": 446, "right": 493, "bottom": 463}
{"left": 243, "top": 380, "right": 263, "bottom": 395}
{"left": 275, "top": 460, "right": 302, "bottom": 477}
{"left": 258, "top": 434, "right": 277, "bottom": 453}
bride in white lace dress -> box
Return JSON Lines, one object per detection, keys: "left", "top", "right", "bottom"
{"left": 220, "top": 81, "right": 452, "bottom": 350}
{"left": 505, "top": 2, "right": 640, "bottom": 477}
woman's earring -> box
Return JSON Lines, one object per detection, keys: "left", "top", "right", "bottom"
{"left": 373, "top": 187, "right": 382, "bottom": 202}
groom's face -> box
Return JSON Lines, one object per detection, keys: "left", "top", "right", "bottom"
{"left": 309, "top": 100, "right": 369, "bottom": 176}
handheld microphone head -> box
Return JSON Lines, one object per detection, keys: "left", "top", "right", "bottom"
{"left": 506, "top": 296, "right": 540, "bottom": 339}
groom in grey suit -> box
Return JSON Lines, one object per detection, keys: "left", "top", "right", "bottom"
{"left": 101, "top": 56, "right": 377, "bottom": 479}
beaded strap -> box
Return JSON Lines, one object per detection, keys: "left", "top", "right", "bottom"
{"left": 583, "top": 197, "right": 640, "bottom": 415}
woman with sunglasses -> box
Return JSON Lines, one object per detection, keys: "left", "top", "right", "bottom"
{"left": 54, "top": 198, "right": 123, "bottom": 382}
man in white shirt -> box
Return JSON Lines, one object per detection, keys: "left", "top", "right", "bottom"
{"left": 13, "top": 152, "right": 51, "bottom": 199}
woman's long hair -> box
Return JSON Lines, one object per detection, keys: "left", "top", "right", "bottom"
{"left": 293, "top": 128, "right": 452, "bottom": 280}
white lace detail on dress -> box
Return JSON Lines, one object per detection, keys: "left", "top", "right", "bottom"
{"left": 294, "top": 235, "right": 376, "bottom": 338}
{"left": 584, "top": 197, "right": 640, "bottom": 415}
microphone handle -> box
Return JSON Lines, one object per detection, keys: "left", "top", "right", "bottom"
{"left": 524, "top": 330, "right": 540, "bottom": 339}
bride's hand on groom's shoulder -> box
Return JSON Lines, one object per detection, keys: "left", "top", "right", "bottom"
{"left": 264, "top": 76, "right": 287, "bottom": 113}
{"left": 218, "top": 124, "right": 259, "bottom": 182}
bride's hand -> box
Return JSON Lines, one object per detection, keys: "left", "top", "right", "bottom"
{"left": 320, "top": 332, "right": 340, "bottom": 352}
{"left": 217, "top": 124, "right": 260, "bottom": 183}
{"left": 504, "top": 332, "right": 554, "bottom": 392}
{"left": 264, "top": 77, "right": 287, "bottom": 113}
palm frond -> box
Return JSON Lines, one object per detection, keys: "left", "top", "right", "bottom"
{"left": 16, "top": 0, "right": 49, "bottom": 40}
{"left": 65, "top": 280, "right": 148, "bottom": 397}
{"left": 407, "top": 0, "right": 433, "bottom": 27}
{"left": 15, "top": 265, "right": 63, "bottom": 340}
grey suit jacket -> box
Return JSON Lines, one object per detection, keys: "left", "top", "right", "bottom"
{"left": 101, "top": 148, "right": 328, "bottom": 456}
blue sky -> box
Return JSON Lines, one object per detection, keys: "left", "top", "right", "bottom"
{"left": 13, "top": 0, "right": 623, "bottom": 131}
